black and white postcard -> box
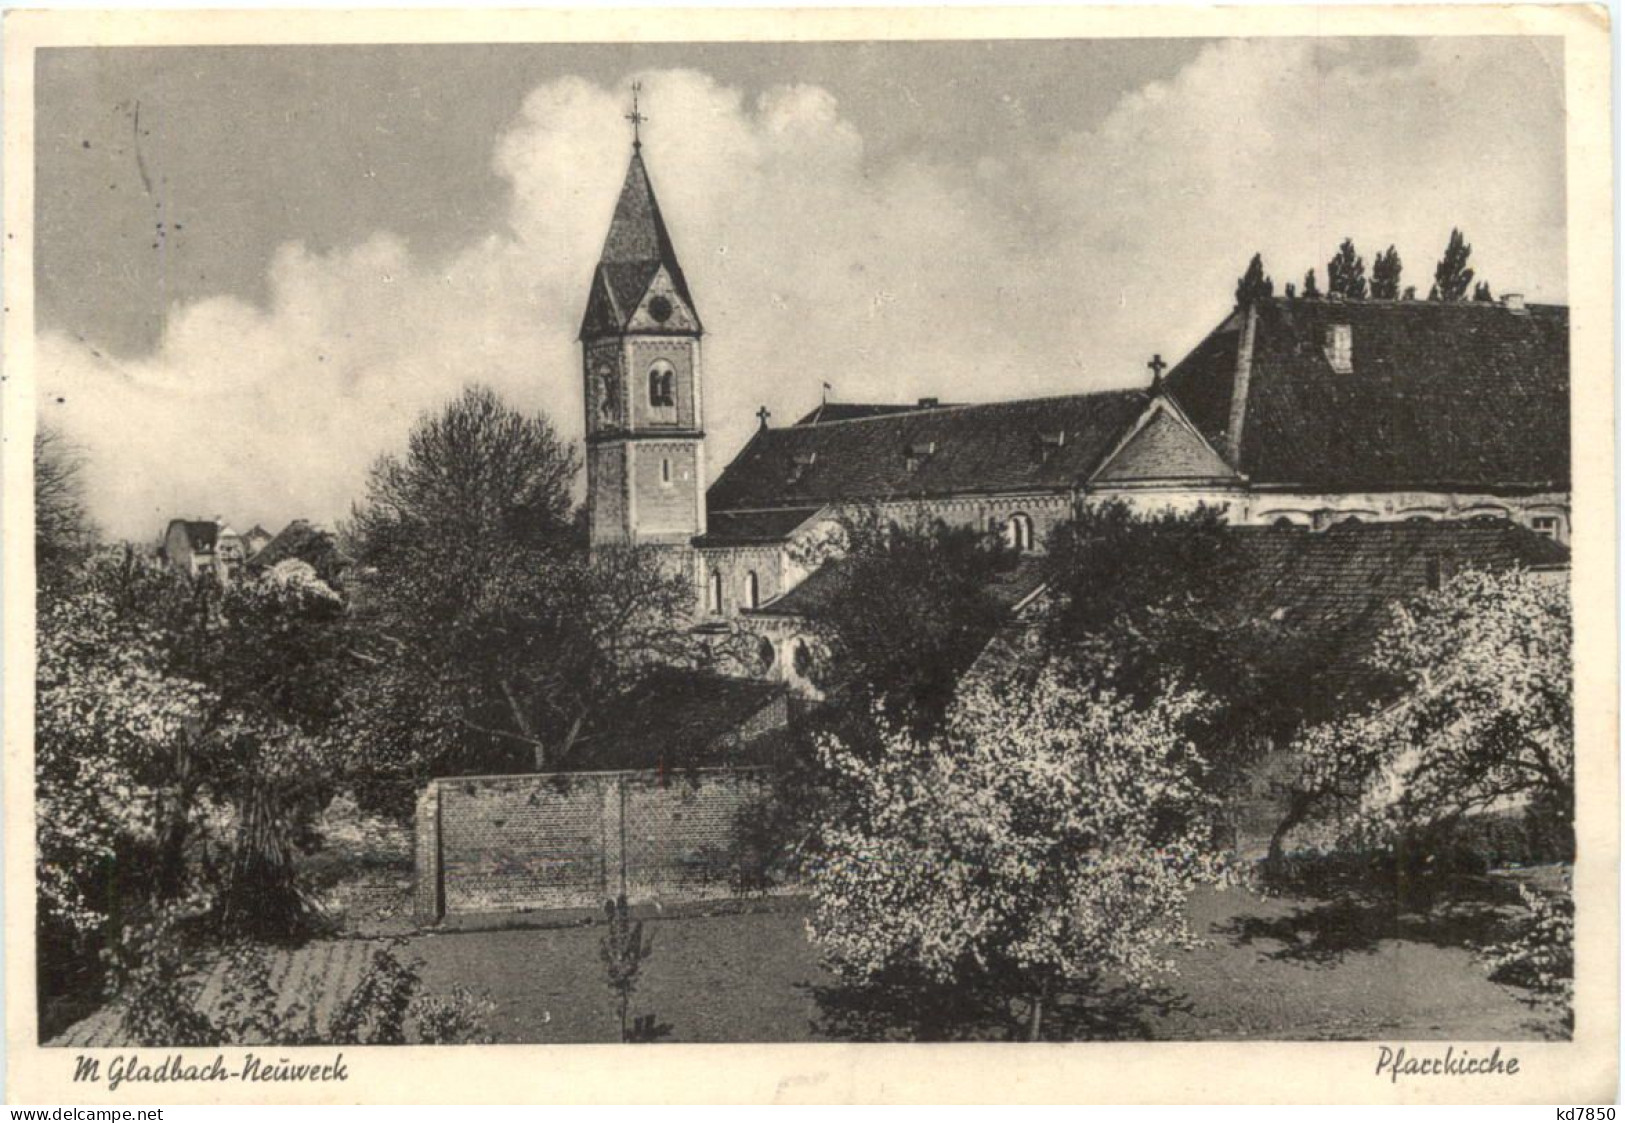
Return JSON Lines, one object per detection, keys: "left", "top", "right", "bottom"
{"left": 3, "top": 4, "right": 1615, "bottom": 1105}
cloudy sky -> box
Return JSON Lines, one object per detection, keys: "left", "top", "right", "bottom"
{"left": 35, "top": 37, "right": 1567, "bottom": 541}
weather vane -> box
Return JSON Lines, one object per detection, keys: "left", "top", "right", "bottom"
{"left": 625, "top": 82, "right": 647, "bottom": 149}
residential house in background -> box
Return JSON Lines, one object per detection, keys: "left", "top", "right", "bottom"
{"left": 247, "top": 519, "right": 348, "bottom": 586}
{"left": 161, "top": 518, "right": 247, "bottom": 582}
{"left": 244, "top": 525, "right": 275, "bottom": 557}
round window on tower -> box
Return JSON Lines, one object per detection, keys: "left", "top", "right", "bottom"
{"left": 648, "top": 295, "right": 673, "bottom": 324}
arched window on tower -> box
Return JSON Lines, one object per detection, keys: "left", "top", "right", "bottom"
{"left": 648, "top": 360, "right": 677, "bottom": 409}
{"left": 743, "top": 570, "right": 760, "bottom": 610}
{"left": 1005, "top": 512, "right": 1035, "bottom": 553}
{"left": 707, "top": 570, "right": 723, "bottom": 615}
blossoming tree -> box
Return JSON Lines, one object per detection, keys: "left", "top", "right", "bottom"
{"left": 808, "top": 663, "right": 1224, "bottom": 1040}
{"left": 1277, "top": 567, "right": 1572, "bottom": 857}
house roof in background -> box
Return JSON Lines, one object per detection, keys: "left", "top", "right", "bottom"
{"left": 694, "top": 506, "right": 826, "bottom": 548}
{"left": 1165, "top": 297, "right": 1570, "bottom": 491}
{"left": 748, "top": 552, "right": 1049, "bottom": 621}
{"left": 708, "top": 390, "right": 1151, "bottom": 513}
{"left": 1230, "top": 519, "right": 1569, "bottom": 698}
{"left": 167, "top": 519, "right": 220, "bottom": 552}
{"left": 794, "top": 401, "right": 959, "bottom": 426}
{"left": 248, "top": 519, "right": 347, "bottom": 578}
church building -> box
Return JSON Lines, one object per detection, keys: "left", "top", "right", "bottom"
{"left": 579, "top": 131, "right": 1572, "bottom": 689}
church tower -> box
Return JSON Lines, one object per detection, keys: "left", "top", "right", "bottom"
{"left": 581, "top": 99, "right": 707, "bottom": 550}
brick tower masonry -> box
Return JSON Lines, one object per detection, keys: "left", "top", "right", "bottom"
{"left": 580, "top": 141, "right": 707, "bottom": 549}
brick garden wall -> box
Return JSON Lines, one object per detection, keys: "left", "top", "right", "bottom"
{"left": 415, "top": 767, "right": 782, "bottom": 922}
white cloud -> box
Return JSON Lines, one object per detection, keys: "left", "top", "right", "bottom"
{"left": 40, "top": 40, "right": 1566, "bottom": 540}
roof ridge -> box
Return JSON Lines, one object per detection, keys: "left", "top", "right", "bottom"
{"left": 769, "top": 387, "right": 1149, "bottom": 431}
{"left": 1258, "top": 295, "right": 1568, "bottom": 312}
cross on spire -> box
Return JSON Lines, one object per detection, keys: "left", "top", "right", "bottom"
{"left": 625, "top": 82, "right": 647, "bottom": 149}
{"left": 1147, "top": 353, "right": 1168, "bottom": 388}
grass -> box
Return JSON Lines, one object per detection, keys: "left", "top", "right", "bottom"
{"left": 51, "top": 880, "right": 1567, "bottom": 1046}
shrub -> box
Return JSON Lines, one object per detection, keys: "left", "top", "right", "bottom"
{"left": 1483, "top": 878, "right": 1574, "bottom": 1002}
{"left": 412, "top": 984, "right": 498, "bottom": 1046}
{"left": 109, "top": 911, "right": 491, "bottom": 1046}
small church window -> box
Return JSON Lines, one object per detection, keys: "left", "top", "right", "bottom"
{"left": 648, "top": 361, "right": 677, "bottom": 408}
{"left": 661, "top": 457, "right": 672, "bottom": 486}
{"left": 1005, "top": 512, "right": 1034, "bottom": 552}
{"left": 1425, "top": 553, "right": 1456, "bottom": 592}
{"left": 792, "top": 640, "right": 815, "bottom": 678}
{"left": 707, "top": 570, "right": 723, "bottom": 614}
{"left": 744, "top": 570, "right": 760, "bottom": 610}
{"left": 1531, "top": 515, "right": 1562, "bottom": 541}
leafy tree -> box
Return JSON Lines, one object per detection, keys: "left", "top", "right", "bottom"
{"left": 1432, "top": 227, "right": 1476, "bottom": 302}
{"left": 36, "top": 546, "right": 349, "bottom": 1026}
{"left": 1041, "top": 502, "right": 1306, "bottom": 797}
{"left": 35, "top": 426, "right": 94, "bottom": 593}
{"left": 1284, "top": 282, "right": 1297, "bottom": 300}
{"left": 1326, "top": 238, "right": 1368, "bottom": 299}
{"left": 36, "top": 550, "right": 206, "bottom": 961}
{"left": 1302, "top": 268, "right": 1322, "bottom": 299}
{"left": 343, "top": 386, "right": 699, "bottom": 799}
{"left": 190, "top": 566, "right": 349, "bottom": 935}
{"left": 1370, "top": 245, "right": 1403, "bottom": 300}
{"left": 1277, "top": 568, "right": 1570, "bottom": 859}
{"left": 808, "top": 664, "right": 1223, "bottom": 1041}
{"left": 1402, "top": 285, "right": 1418, "bottom": 301}
{"left": 1233, "top": 253, "right": 1274, "bottom": 306}
{"left": 793, "top": 507, "right": 1015, "bottom": 737}
{"left": 1473, "top": 280, "right": 1496, "bottom": 303}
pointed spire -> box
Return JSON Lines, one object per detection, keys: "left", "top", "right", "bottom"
{"left": 599, "top": 149, "right": 676, "bottom": 267}
{"left": 580, "top": 127, "right": 701, "bottom": 339}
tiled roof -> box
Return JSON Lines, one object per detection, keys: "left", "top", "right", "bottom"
{"left": 694, "top": 506, "right": 824, "bottom": 547}
{"left": 573, "top": 670, "right": 786, "bottom": 771}
{"left": 794, "top": 401, "right": 958, "bottom": 426}
{"left": 1229, "top": 520, "right": 1569, "bottom": 699}
{"left": 1165, "top": 297, "right": 1570, "bottom": 490}
{"left": 749, "top": 553, "right": 1049, "bottom": 620}
{"left": 579, "top": 150, "right": 699, "bottom": 337}
{"left": 171, "top": 519, "right": 219, "bottom": 552}
{"left": 248, "top": 520, "right": 347, "bottom": 580}
{"left": 707, "top": 390, "right": 1151, "bottom": 512}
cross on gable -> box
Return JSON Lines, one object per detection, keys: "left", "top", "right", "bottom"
{"left": 1148, "top": 353, "right": 1168, "bottom": 381}
{"left": 756, "top": 405, "right": 772, "bottom": 428}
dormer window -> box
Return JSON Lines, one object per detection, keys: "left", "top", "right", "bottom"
{"left": 787, "top": 451, "right": 817, "bottom": 485}
{"left": 1038, "top": 431, "right": 1066, "bottom": 463}
{"left": 1324, "top": 324, "right": 1353, "bottom": 374}
{"left": 904, "top": 441, "right": 936, "bottom": 473}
